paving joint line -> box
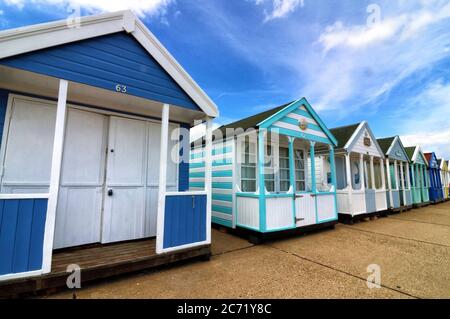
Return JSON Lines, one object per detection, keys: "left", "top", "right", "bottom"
{"left": 340, "top": 225, "right": 450, "bottom": 248}
{"left": 388, "top": 217, "right": 450, "bottom": 227}
{"left": 211, "top": 244, "right": 255, "bottom": 257}
{"left": 265, "top": 244, "right": 420, "bottom": 299}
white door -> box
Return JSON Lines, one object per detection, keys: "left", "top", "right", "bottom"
{"left": 102, "top": 116, "right": 148, "bottom": 243}
{"left": 54, "top": 109, "right": 107, "bottom": 249}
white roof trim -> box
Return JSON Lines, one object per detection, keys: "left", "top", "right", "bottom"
{"left": 344, "top": 121, "right": 385, "bottom": 158}
{"left": 0, "top": 10, "right": 219, "bottom": 118}
{"left": 385, "top": 136, "right": 399, "bottom": 157}
{"left": 412, "top": 146, "right": 429, "bottom": 165}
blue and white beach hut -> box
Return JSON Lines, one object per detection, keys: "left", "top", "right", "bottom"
{"left": 0, "top": 11, "right": 218, "bottom": 295}
{"left": 190, "top": 98, "right": 339, "bottom": 242}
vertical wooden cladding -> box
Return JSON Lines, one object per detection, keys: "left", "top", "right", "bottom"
{"left": 0, "top": 199, "right": 47, "bottom": 275}
{"left": 163, "top": 195, "right": 207, "bottom": 249}
{"left": 0, "top": 32, "right": 201, "bottom": 112}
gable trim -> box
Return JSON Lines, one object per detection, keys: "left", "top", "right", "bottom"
{"left": 386, "top": 136, "right": 410, "bottom": 162}
{"left": 344, "top": 121, "right": 385, "bottom": 158}
{"left": 0, "top": 10, "right": 218, "bottom": 118}
{"left": 257, "top": 98, "right": 337, "bottom": 146}
{"left": 412, "top": 146, "right": 429, "bottom": 165}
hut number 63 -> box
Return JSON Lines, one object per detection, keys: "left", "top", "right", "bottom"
{"left": 115, "top": 84, "right": 127, "bottom": 93}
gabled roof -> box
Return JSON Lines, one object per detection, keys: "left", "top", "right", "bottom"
{"left": 213, "top": 98, "right": 337, "bottom": 146}
{"left": 405, "top": 146, "right": 429, "bottom": 165}
{"left": 377, "top": 137, "right": 396, "bottom": 154}
{"left": 405, "top": 146, "right": 416, "bottom": 161}
{"left": 0, "top": 10, "right": 218, "bottom": 117}
{"left": 329, "top": 123, "right": 360, "bottom": 149}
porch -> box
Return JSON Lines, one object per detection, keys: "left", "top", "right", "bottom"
{"left": 385, "top": 159, "right": 413, "bottom": 211}
{"left": 411, "top": 163, "right": 430, "bottom": 205}
{"left": 335, "top": 152, "right": 387, "bottom": 217}
{"left": 0, "top": 238, "right": 210, "bottom": 298}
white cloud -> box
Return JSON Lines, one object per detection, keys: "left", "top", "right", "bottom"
{"left": 255, "top": 0, "right": 304, "bottom": 22}
{"left": 399, "top": 80, "right": 450, "bottom": 158}
{"left": 2, "top": 0, "right": 174, "bottom": 17}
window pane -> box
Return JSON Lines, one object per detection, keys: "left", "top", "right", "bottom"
{"left": 265, "top": 180, "right": 275, "bottom": 192}
{"left": 242, "top": 166, "right": 256, "bottom": 179}
{"left": 280, "top": 169, "right": 290, "bottom": 180}
{"left": 242, "top": 180, "right": 256, "bottom": 192}
{"left": 280, "top": 181, "right": 290, "bottom": 192}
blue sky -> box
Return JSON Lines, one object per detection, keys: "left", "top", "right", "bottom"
{"left": 1, "top": 0, "right": 449, "bottom": 158}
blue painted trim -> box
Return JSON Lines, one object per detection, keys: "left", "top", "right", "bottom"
{"left": 258, "top": 98, "right": 337, "bottom": 146}
{"left": 269, "top": 126, "right": 332, "bottom": 145}
{"left": 317, "top": 217, "right": 338, "bottom": 224}
{"left": 178, "top": 122, "right": 190, "bottom": 192}
{"left": 236, "top": 193, "right": 259, "bottom": 198}
{"left": 1, "top": 32, "right": 201, "bottom": 112}
{"left": 258, "top": 129, "right": 267, "bottom": 232}
{"left": 212, "top": 205, "right": 232, "bottom": 214}
{"left": 291, "top": 108, "right": 314, "bottom": 120}
{"left": 212, "top": 216, "right": 233, "bottom": 228}
{"left": 262, "top": 225, "right": 296, "bottom": 233}
{"left": 190, "top": 146, "right": 233, "bottom": 159}
{"left": 265, "top": 193, "right": 292, "bottom": 198}
{"left": 236, "top": 223, "right": 260, "bottom": 232}
{"left": 190, "top": 162, "right": 205, "bottom": 169}
{"left": 212, "top": 193, "right": 233, "bottom": 202}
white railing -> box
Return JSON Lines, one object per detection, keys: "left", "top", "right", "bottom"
{"left": 236, "top": 195, "right": 259, "bottom": 230}
{"left": 266, "top": 196, "right": 293, "bottom": 231}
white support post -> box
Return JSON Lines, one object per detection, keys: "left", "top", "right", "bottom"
{"left": 394, "top": 160, "right": 399, "bottom": 190}
{"left": 411, "top": 164, "right": 416, "bottom": 189}
{"left": 400, "top": 162, "right": 406, "bottom": 204}
{"left": 359, "top": 153, "right": 365, "bottom": 191}
{"left": 345, "top": 154, "right": 353, "bottom": 212}
{"left": 370, "top": 155, "right": 375, "bottom": 190}
{"left": 380, "top": 158, "right": 386, "bottom": 191}
{"left": 156, "top": 103, "right": 170, "bottom": 254}
{"left": 42, "top": 79, "right": 68, "bottom": 274}
{"left": 386, "top": 158, "right": 392, "bottom": 208}
{"left": 205, "top": 117, "right": 213, "bottom": 244}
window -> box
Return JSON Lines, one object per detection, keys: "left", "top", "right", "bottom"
{"left": 294, "top": 149, "right": 306, "bottom": 191}
{"left": 279, "top": 147, "right": 291, "bottom": 192}
{"left": 240, "top": 137, "right": 257, "bottom": 192}
{"left": 264, "top": 144, "right": 275, "bottom": 192}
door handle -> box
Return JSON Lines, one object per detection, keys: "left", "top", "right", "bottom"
{"left": 108, "top": 189, "right": 113, "bottom": 196}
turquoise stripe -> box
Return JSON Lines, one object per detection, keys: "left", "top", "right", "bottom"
{"left": 213, "top": 170, "right": 232, "bottom": 177}
{"left": 213, "top": 146, "right": 232, "bottom": 155}
{"left": 190, "top": 162, "right": 205, "bottom": 169}
{"left": 189, "top": 171, "right": 205, "bottom": 178}
{"left": 291, "top": 108, "right": 314, "bottom": 120}
{"left": 213, "top": 159, "right": 232, "bottom": 166}
{"left": 212, "top": 205, "right": 233, "bottom": 214}
{"left": 212, "top": 193, "right": 233, "bottom": 202}
{"left": 269, "top": 126, "right": 332, "bottom": 145}
{"left": 278, "top": 117, "right": 324, "bottom": 133}
{"left": 191, "top": 152, "right": 204, "bottom": 159}
{"left": 212, "top": 216, "right": 232, "bottom": 228}
{"left": 189, "top": 182, "right": 205, "bottom": 188}
{"left": 213, "top": 182, "right": 233, "bottom": 189}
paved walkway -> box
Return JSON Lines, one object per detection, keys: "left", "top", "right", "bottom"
{"left": 49, "top": 201, "right": 450, "bottom": 299}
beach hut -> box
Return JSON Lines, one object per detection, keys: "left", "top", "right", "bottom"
{"left": 377, "top": 136, "right": 413, "bottom": 212}
{"left": 405, "top": 146, "right": 430, "bottom": 206}
{"left": 190, "top": 98, "right": 338, "bottom": 242}
{"left": 447, "top": 160, "right": 450, "bottom": 200}
{"left": 424, "top": 152, "right": 444, "bottom": 203}
{"left": 329, "top": 122, "right": 387, "bottom": 223}
{"left": 0, "top": 11, "right": 218, "bottom": 295}
{"left": 438, "top": 159, "right": 449, "bottom": 200}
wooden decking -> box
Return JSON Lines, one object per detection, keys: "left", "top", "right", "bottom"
{"left": 0, "top": 239, "right": 211, "bottom": 298}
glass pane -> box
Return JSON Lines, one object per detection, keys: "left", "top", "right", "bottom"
{"left": 296, "top": 181, "right": 306, "bottom": 191}
{"left": 242, "top": 166, "right": 256, "bottom": 179}
{"left": 242, "top": 180, "right": 256, "bottom": 192}
{"left": 279, "top": 158, "right": 290, "bottom": 169}
{"left": 280, "top": 169, "right": 290, "bottom": 180}
{"left": 279, "top": 147, "right": 289, "bottom": 157}
{"left": 265, "top": 180, "right": 275, "bottom": 192}
{"left": 280, "top": 181, "right": 290, "bottom": 192}
{"left": 295, "top": 170, "right": 305, "bottom": 180}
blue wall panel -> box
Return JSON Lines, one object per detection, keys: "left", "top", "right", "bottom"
{"left": 0, "top": 199, "right": 48, "bottom": 275}
{"left": 0, "top": 32, "right": 201, "bottom": 112}
{"left": 163, "top": 195, "right": 206, "bottom": 249}
{"left": 178, "top": 123, "right": 191, "bottom": 192}
{"left": 0, "top": 89, "right": 8, "bottom": 143}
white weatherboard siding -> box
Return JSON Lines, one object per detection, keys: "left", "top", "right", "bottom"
{"left": 350, "top": 127, "right": 382, "bottom": 157}
{"left": 266, "top": 197, "right": 292, "bottom": 230}
{"left": 236, "top": 196, "right": 259, "bottom": 230}
{"left": 316, "top": 194, "right": 335, "bottom": 221}
{"left": 295, "top": 194, "right": 316, "bottom": 227}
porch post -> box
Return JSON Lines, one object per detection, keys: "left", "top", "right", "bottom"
{"left": 406, "top": 162, "right": 411, "bottom": 190}
{"left": 394, "top": 160, "right": 399, "bottom": 190}
{"left": 310, "top": 142, "right": 316, "bottom": 193}
{"left": 400, "top": 162, "right": 406, "bottom": 203}
{"left": 288, "top": 137, "right": 296, "bottom": 193}
{"left": 411, "top": 164, "right": 416, "bottom": 189}
{"left": 380, "top": 158, "right": 386, "bottom": 190}
{"left": 156, "top": 103, "right": 170, "bottom": 254}
{"left": 359, "top": 153, "right": 365, "bottom": 191}
{"left": 386, "top": 158, "right": 392, "bottom": 208}
{"left": 329, "top": 145, "right": 337, "bottom": 190}
{"left": 205, "top": 117, "right": 213, "bottom": 244}
{"left": 345, "top": 153, "right": 353, "bottom": 212}
{"left": 258, "top": 129, "right": 267, "bottom": 232}
{"left": 42, "top": 79, "right": 68, "bottom": 274}
{"left": 370, "top": 155, "right": 375, "bottom": 189}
